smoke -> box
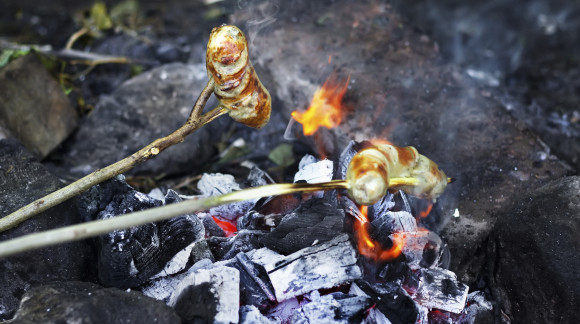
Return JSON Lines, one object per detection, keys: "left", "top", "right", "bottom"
{"left": 231, "top": 0, "right": 279, "bottom": 59}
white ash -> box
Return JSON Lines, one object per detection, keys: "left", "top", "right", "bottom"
{"left": 141, "top": 258, "right": 213, "bottom": 303}
{"left": 364, "top": 308, "right": 393, "bottom": 324}
{"left": 150, "top": 239, "right": 199, "bottom": 279}
{"left": 246, "top": 247, "right": 285, "bottom": 267}
{"left": 264, "top": 234, "right": 362, "bottom": 301}
{"left": 265, "top": 297, "right": 302, "bottom": 323}
{"left": 239, "top": 305, "right": 276, "bottom": 324}
{"left": 291, "top": 291, "right": 344, "bottom": 324}
{"left": 416, "top": 305, "right": 429, "bottom": 324}
{"left": 459, "top": 291, "right": 493, "bottom": 323}
{"left": 198, "top": 173, "right": 241, "bottom": 196}
{"left": 294, "top": 155, "right": 334, "bottom": 184}
{"left": 412, "top": 267, "right": 469, "bottom": 314}
{"left": 387, "top": 211, "right": 417, "bottom": 232}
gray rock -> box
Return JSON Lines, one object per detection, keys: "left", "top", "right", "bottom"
{"left": 0, "top": 139, "right": 95, "bottom": 321}
{"left": 52, "top": 63, "right": 230, "bottom": 177}
{"left": 8, "top": 281, "right": 180, "bottom": 324}
{"left": 489, "top": 176, "right": 580, "bottom": 323}
{"left": 0, "top": 55, "right": 78, "bottom": 158}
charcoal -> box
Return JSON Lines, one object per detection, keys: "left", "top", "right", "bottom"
{"left": 458, "top": 291, "right": 494, "bottom": 324}
{"left": 363, "top": 308, "right": 392, "bottom": 324}
{"left": 223, "top": 252, "right": 276, "bottom": 310}
{"left": 413, "top": 267, "right": 469, "bottom": 314}
{"left": 199, "top": 172, "right": 255, "bottom": 222}
{"left": 237, "top": 210, "right": 284, "bottom": 231}
{"left": 378, "top": 261, "right": 420, "bottom": 291}
{"left": 208, "top": 230, "right": 266, "bottom": 261}
{"left": 198, "top": 212, "right": 227, "bottom": 237}
{"left": 291, "top": 291, "right": 345, "bottom": 324}
{"left": 246, "top": 247, "right": 285, "bottom": 267}
{"left": 252, "top": 193, "right": 302, "bottom": 216}
{"left": 240, "top": 305, "right": 276, "bottom": 324}
{"left": 354, "top": 280, "right": 419, "bottom": 324}
{"left": 370, "top": 211, "right": 417, "bottom": 235}
{"left": 141, "top": 258, "right": 214, "bottom": 303}
{"left": 10, "top": 281, "right": 180, "bottom": 324}
{"left": 294, "top": 155, "right": 334, "bottom": 184}
{"left": 265, "top": 297, "right": 301, "bottom": 323}
{"left": 189, "top": 239, "right": 215, "bottom": 264}
{"left": 168, "top": 266, "right": 240, "bottom": 324}
{"left": 260, "top": 198, "right": 345, "bottom": 254}
{"left": 79, "top": 176, "right": 204, "bottom": 288}
{"left": 242, "top": 166, "right": 274, "bottom": 188}
{"left": 419, "top": 231, "right": 444, "bottom": 269}
{"left": 264, "top": 234, "right": 362, "bottom": 301}
{"left": 391, "top": 231, "right": 430, "bottom": 270}
{"left": 292, "top": 291, "right": 371, "bottom": 324}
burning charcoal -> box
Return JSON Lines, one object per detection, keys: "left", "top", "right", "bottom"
{"left": 168, "top": 266, "right": 240, "bottom": 324}
{"left": 199, "top": 173, "right": 255, "bottom": 222}
{"left": 354, "top": 280, "right": 419, "bottom": 324}
{"left": 371, "top": 211, "right": 417, "bottom": 235}
{"left": 391, "top": 231, "right": 430, "bottom": 270}
{"left": 141, "top": 259, "right": 214, "bottom": 303}
{"left": 207, "top": 230, "right": 266, "bottom": 261}
{"left": 79, "top": 176, "right": 204, "bottom": 288}
{"left": 198, "top": 212, "right": 227, "bottom": 237}
{"left": 260, "top": 198, "right": 345, "bottom": 254}
{"left": 240, "top": 305, "right": 276, "bottom": 324}
{"left": 237, "top": 210, "right": 283, "bottom": 231}
{"left": 337, "top": 140, "right": 362, "bottom": 180}
{"left": 264, "top": 234, "right": 362, "bottom": 301}
{"left": 454, "top": 291, "right": 494, "bottom": 324}
{"left": 378, "top": 261, "right": 420, "bottom": 292}
{"left": 413, "top": 267, "right": 469, "bottom": 314}
{"left": 294, "top": 155, "right": 334, "bottom": 184}
{"left": 223, "top": 252, "right": 276, "bottom": 310}
{"left": 364, "top": 308, "right": 392, "bottom": 324}
{"left": 419, "top": 231, "right": 445, "bottom": 269}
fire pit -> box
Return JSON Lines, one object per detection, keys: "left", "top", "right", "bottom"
{"left": 1, "top": 0, "right": 579, "bottom": 323}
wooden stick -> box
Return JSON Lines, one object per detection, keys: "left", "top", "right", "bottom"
{"left": 0, "top": 79, "right": 222, "bottom": 232}
{"left": 0, "top": 180, "right": 349, "bottom": 258}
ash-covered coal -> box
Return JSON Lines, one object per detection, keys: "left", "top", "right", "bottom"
{"left": 78, "top": 176, "right": 205, "bottom": 288}
{"left": 259, "top": 197, "right": 346, "bottom": 255}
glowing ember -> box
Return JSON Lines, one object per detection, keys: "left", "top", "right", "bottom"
{"left": 418, "top": 202, "right": 433, "bottom": 218}
{"left": 355, "top": 206, "right": 405, "bottom": 261}
{"left": 212, "top": 216, "right": 237, "bottom": 237}
{"left": 291, "top": 74, "right": 350, "bottom": 136}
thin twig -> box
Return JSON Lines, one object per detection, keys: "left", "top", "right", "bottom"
{"left": 0, "top": 180, "right": 350, "bottom": 258}
{"left": 0, "top": 79, "right": 220, "bottom": 232}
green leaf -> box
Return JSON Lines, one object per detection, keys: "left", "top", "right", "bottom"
{"left": 90, "top": 2, "right": 113, "bottom": 31}
{"left": 0, "top": 48, "right": 31, "bottom": 69}
{"left": 268, "top": 143, "right": 295, "bottom": 167}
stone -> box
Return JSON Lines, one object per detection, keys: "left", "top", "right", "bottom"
{"left": 0, "top": 139, "right": 95, "bottom": 321}
{"left": 0, "top": 55, "right": 78, "bottom": 158}
{"left": 488, "top": 176, "right": 580, "bottom": 323}
{"left": 9, "top": 281, "right": 180, "bottom": 324}
{"left": 49, "top": 63, "right": 231, "bottom": 177}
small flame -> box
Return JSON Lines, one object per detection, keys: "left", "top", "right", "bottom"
{"left": 291, "top": 74, "right": 349, "bottom": 136}
{"left": 212, "top": 216, "right": 237, "bottom": 238}
{"left": 418, "top": 202, "right": 433, "bottom": 218}
{"left": 355, "top": 206, "right": 405, "bottom": 261}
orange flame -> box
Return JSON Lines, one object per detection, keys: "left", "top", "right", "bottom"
{"left": 418, "top": 202, "right": 433, "bottom": 218}
{"left": 291, "top": 74, "right": 350, "bottom": 136}
{"left": 355, "top": 206, "right": 405, "bottom": 261}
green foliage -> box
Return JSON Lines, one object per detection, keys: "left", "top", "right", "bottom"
{"left": 268, "top": 143, "right": 295, "bottom": 167}
{"left": 0, "top": 48, "right": 31, "bottom": 69}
